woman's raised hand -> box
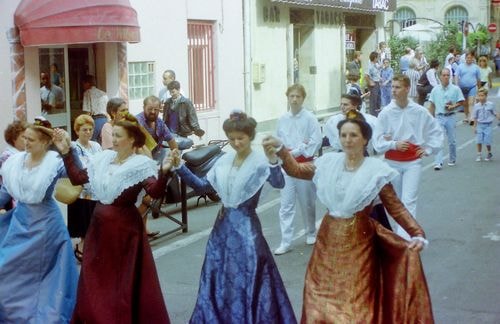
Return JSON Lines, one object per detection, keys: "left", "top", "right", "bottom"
{"left": 52, "top": 128, "right": 71, "bottom": 155}
{"left": 262, "top": 136, "right": 282, "bottom": 164}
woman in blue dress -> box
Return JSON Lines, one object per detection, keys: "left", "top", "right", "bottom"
{"left": 0, "top": 117, "right": 78, "bottom": 323}
{"left": 169, "top": 111, "right": 297, "bottom": 324}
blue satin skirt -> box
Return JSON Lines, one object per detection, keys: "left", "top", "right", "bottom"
{"left": 0, "top": 200, "right": 78, "bottom": 323}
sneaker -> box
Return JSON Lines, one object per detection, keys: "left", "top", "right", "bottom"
{"left": 433, "top": 163, "right": 442, "bottom": 170}
{"left": 274, "top": 245, "right": 291, "bottom": 255}
{"left": 475, "top": 155, "right": 482, "bottom": 162}
{"left": 306, "top": 235, "right": 316, "bottom": 245}
{"left": 485, "top": 153, "right": 493, "bottom": 161}
{"left": 447, "top": 161, "right": 456, "bottom": 167}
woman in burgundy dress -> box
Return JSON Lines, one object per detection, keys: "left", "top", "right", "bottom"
{"left": 53, "top": 120, "right": 172, "bottom": 323}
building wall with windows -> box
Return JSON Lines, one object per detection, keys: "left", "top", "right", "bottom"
{"left": 389, "top": 1, "right": 489, "bottom": 36}
{"left": 128, "top": 0, "right": 245, "bottom": 141}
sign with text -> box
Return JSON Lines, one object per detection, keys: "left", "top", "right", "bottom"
{"left": 270, "top": 0, "right": 396, "bottom": 12}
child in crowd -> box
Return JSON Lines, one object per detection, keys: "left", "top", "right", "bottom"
{"left": 346, "top": 73, "right": 369, "bottom": 113}
{"left": 472, "top": 88, "right": 498, "bottom": 161}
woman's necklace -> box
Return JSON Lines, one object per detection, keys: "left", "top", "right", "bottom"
{"left": 344, "top": 156, "right": 364, "bottom": 172}
{"left": 113, "top": 153, "right": 135, "bottom": 165}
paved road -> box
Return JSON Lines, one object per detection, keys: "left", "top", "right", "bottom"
{"left": 148, "top": 94, "right": 500, "bottom": 323}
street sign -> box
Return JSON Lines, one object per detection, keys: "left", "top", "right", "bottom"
{"left": 488, "top": 23, "right": 497, "bottom": 33}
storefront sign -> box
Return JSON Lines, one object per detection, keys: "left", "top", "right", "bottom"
{"left": 270, "top": 0, "right": 396, "bottom": 12}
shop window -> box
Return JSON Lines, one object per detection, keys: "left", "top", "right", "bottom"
{"left": 188, "top": 21, "right": 216, "bottom": 112}
{"left": 128, "top": 62, "right": 155, "bottom": 100}
{"left": 444, "top": 6, "right": 468, "bottom": 26}
{"left": 394, "top": 7, "right": 416, "bottom": 29}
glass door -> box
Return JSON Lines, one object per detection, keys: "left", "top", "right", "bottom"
{"left": 38, "top": 47, "right": 69, "bottom": 129}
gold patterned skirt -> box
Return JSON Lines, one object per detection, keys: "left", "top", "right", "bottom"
{"left": 301, "top": 212, "right": 434, "bottom": 324}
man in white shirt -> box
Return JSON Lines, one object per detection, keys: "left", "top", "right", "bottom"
{"left": 82, "top": 75, "right": 109, "bottom": 143}
{"left": 323, "top": 94, "right": 378, "bottom": 155}
{"left": 40, "top": 72, "right": 65, "bottom": 115}
{"left": 373, "top": 74, "right": 443, "bottom": 239}
{"left": 275, "top": 84, "right": 322, "bottom": 255}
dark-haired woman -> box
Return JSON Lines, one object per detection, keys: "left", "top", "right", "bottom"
{"left": 53, "top": 120, "right": 172, "bottom": 323}
{"left": 0, "top": 119, "right": 78, "bottom": 322}
{"left": 263, "top": 111, "right": 434, "bottom": 323}
{"left": 168, "top": 111, "right": 297, "bottom": 323}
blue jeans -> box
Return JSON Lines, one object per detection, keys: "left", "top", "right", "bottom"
{"left": 434, "top": 114, "right": 457, "bottom": 164}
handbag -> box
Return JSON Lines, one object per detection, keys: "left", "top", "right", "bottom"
{"left": 54, "top": 178, "right": 83, "bottom": 204}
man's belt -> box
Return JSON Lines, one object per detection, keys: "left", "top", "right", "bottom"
{"left": 91, "top": 114, "right": 107, "bottom": 119}
{"left": 385, "top": 142, "right": 421, "bottom": 162}
{"left": 437, "top": 112, "right": 455, "bottom": 116}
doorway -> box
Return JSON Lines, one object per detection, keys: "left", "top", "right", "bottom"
{"left": 289, "top": 9, "right": 315, "bottom": 109}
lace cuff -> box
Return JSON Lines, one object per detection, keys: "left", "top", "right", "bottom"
{"left": 411, "top": 236, "right": 429, "bottom": 249}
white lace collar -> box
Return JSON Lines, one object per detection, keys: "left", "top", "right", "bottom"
{"left": 88, "top": 150, "right": 158, "bottom": 204}
{"left": 207, "top": 150, "right": 270, "bottom": 208}
{"left": 1, "top": 151, "right": 61, "bottom": 203}
{"left": 313, "top": 152, "right": 398, "bottom": 217}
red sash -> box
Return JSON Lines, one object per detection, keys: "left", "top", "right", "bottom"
{"left": 385, "top": 142, "right": 421, "bottom": 162}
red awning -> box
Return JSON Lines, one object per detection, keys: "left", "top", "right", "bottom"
{"left": 14, "top": 0, "right": 140, "bottom": 46}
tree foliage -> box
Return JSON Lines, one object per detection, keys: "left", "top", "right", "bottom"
{"left": 388, "top": 36, "right": 419, "bottom": 72}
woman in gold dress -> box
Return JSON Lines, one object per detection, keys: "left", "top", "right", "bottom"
{"left": 263, "top": 111, "right": 433, "bottom": 323}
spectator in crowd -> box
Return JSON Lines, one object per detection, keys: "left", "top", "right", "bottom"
{"left": 346, "top": 51, "right": 362, "bottom": 79}
{"left": 377, "top": 41, "right": 391, "bottom": 64}
{"left": 82, "top": 74, "right": 109, "bottom": 142}
{"left": 472, "top": 88, "right": 498, "bottom": 162}
{"left": 274, "top": 84, "right": 322, "bottom": 255}
{"left": 428, "top": 67, "right": 465, "bottom": 170}
{"left": 478, "top": 55, "right": 493, "bottom": 89}
{"left": 417, "top": 59, "right": 440, "bottom": 105}
{"left": 40, "top": 71, "right": 65, "bottom": 115}
{"left": 380, "top": 58, "right": 394, "bottom": 107}
{"left": 399, "top": 47, "right": 413, "bottom": 73}
{"left": 158, "top": 69, "right": 183, "bottom": 104}
{"left": 403, "top": 60, "right": 420, "bottom": 102}
{"left": 100, "top": 97, "right": 129, "bottom": 150}
{"left": 163, "top": 80, "right": 205, "bottom": 149}
{"left": 373, "top": 74, "right": 443, "bottom": 240}
{"left": 50, "top": 63, "right": 62, "bottom": 87}
{"left": 67, "top": 115, "right": 102, "bottom": 262}
{"left": 455, "top": 51, "right": 481, "bottom": 124}
{"left": 345, "top": 73, "right": 369, "bottom": 113}
{"left": 414, "top": 47, "right": 428, "bottom": 73}
{"left": 365, "top": 51, "right": 382, "bottom": 116}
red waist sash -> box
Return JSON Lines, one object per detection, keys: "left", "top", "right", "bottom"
{"left": 385, "top": 142, "right": 421, "bottom": 162}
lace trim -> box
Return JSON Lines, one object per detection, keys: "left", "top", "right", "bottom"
{"left": 207, "top": 150, "right": 270, "bottom": 208}
{"left": 314, "top": 153, "right": 398, "bottom": 217}
{"left": 88, "top": 151, "right": 157, "bottom": 204}
{"left": 2, "top": 151, "right": 61, "bottom": 203}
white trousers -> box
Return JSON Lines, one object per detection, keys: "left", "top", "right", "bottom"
{"left": 385, "top": 159, "right": 422, "bottom": 240}
{"left": 278, "top": 172, "right": 317, "bottom": 247}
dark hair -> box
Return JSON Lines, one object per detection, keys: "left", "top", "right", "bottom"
{"left": 285, "top": 84, "right": 307, "bottom": 99}
{"left": 114, "top": 120, "right": 146, "bottom": 148}
{"left": 341, "top": 93, "right": 362, "bottom": 109}
{"left": 106, "top": 97, "right": 127, "bottom": 118}
{"left": 222, "top": 111, "right": 257, "bottom": 140}
{"left": 337, "top": 110, "right": 372, "bottom": 145}
{"left": 4, "top": 120, "right": 28, "bottom": 146}
{"left": 167, "top": 80, "right": 181, "bottom": 91}
{"left": 429, "top": 59, "right": 440, "bottom": 69}
{"left": 369, "top": 51, "right": 378, "bottom": 62}
{"left": 82, "top": 74, "right": 96, "bottom": 85}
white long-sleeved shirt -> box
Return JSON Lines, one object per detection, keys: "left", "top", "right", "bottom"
{"left": 323, "top": 112, "right": 378, "bottom": 152}
{"left": 83, "top": 86, "right": 109, "bottom": 115}
{"left": 277, "top": 108, "right": 322, "bottom": 158}
{"left": 373, "top": 100, "right": 443, "bottom": 156}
